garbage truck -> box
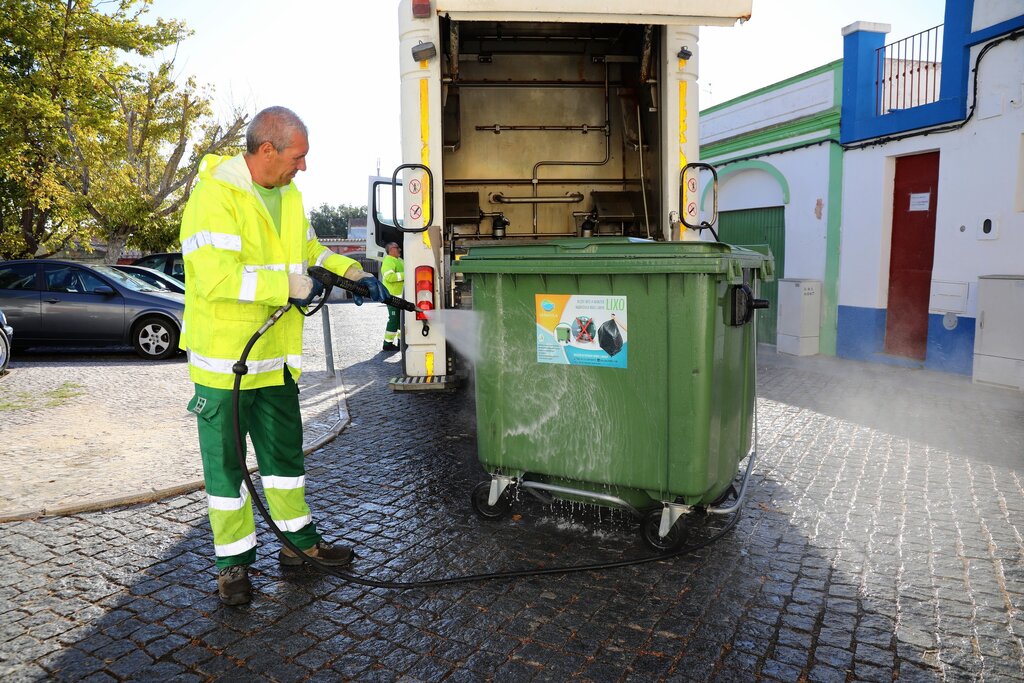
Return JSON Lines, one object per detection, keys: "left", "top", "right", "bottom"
{"left": 367, "top": 0, "right": 754, "bottom": 390}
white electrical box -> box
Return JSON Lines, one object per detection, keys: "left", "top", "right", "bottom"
{"left": 777, "top": 279, "right": 821, "bottom": 356}
{"left": 973, "top": 275, "right": 1024, "bottom": 391}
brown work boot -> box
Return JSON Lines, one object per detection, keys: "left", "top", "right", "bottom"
{"left": 279, "top": 541, "right": 354, "bottom": 567}
{"left": 217, "top": 565, "right": 251, "bottom": 606}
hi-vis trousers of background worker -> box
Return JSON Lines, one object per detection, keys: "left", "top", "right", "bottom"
{"left": 384, "top": 305, "right": 401, "bottom": 346}
{"left": 381, "top": 252, "right": 404, "bottom": 348}
{"left": 188, "top": 368, "right": 321, "bottom": 568}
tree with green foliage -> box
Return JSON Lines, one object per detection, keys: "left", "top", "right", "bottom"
{"left": 87, "top": 60, "right": 247, "bottom": 261}
{"left": 308, "top": 203, "right": 367, "bottom": 238}
{"left": 0, "top": 0, "right": 247, "bottom": 261}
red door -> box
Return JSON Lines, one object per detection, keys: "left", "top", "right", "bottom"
{"left": 884, "top": 151, "right": 939, "bottom": 360}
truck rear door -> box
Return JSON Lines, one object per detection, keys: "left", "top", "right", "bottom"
{"left": 366, "top": 175, "right": 405, "bottom": 262}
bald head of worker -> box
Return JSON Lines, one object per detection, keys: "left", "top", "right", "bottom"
{"left": 245, "top": 106, "right": 309, "bottom": 189}
{"left": 385, "top": 242, "right": 401, "bottom": 257}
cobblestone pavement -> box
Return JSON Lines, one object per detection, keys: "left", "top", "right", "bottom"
{"left": 1, "top": 302, "right": 1024, "bottom": 682}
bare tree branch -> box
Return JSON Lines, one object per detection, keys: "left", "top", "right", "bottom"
{"left": 155, "top": 111, "right": 247, "bottom": 205}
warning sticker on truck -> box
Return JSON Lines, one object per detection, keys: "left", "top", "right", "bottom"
{"left": 535, "top": 294, "right": 628, "bottom": 368}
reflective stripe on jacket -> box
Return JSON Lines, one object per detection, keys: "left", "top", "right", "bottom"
{"left": 179, "top": 154, "right": 357, "bottom": 390}
{"left": 381, "top": 255, "right": 405, "bottom": 297}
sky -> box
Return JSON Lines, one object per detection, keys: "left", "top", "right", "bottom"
{"left": 144, "top": 0, "right": 946, "bottom": 210}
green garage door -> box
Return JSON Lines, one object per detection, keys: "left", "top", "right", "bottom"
{"left": 717, "top": 207, "right": 785, "bottom": 344}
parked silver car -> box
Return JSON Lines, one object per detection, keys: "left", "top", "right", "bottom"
{"left": 113, "top": 264, "right": 186, "bottom": 294}
{"left": 0, "top": 260, "right": 184, "bottom": 360}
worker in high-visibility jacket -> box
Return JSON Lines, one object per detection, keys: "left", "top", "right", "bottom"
{"left": 380, "top": 242, "right": 405, "bottom": 352}
{"left": 179, "top": 106, "right": 390, "bottom": 606}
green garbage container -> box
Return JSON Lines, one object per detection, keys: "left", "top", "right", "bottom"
{"left": 453, "top": 238, "right": 773, "bottom": 550}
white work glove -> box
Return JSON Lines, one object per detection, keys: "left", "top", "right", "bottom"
{"left": 287, "top": 273, "right": 323, "bottom": 307}
{"left": 288, "top": 273, "right": 313, "bottom": 299}
{"left": 343, "top": 265, "right": 367, "bottom": 280}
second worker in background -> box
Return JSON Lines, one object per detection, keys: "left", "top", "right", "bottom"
{"left": 381, "top": 242, "right": 404, "bottom": 352}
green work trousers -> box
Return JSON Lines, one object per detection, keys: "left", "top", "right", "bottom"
{"left": 188, "top": 369, "right": 320, "bottom": 568}
{"left": 384, "top": 304, "right": 400, "bottom": 344}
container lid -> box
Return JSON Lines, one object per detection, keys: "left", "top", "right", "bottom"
{"left": 453, "top": 237, "right": 774, "bottom": 281}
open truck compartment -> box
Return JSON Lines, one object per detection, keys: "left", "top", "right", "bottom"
{"left": 438, "top": 18, "right": 677, "bottom": 315}
{"left": 439, "top": 19, "right": 665, "bottom": 242}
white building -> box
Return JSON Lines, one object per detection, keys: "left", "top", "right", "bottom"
{"left": 700, "top": 0, "right": 1024, "bottom": 385}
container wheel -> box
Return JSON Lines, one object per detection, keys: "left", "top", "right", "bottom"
{"left": 471, "top": 481, "right": 511, "bottom": 520}
{"left": 640, "top": 508, "right": 687, "bottom": 553}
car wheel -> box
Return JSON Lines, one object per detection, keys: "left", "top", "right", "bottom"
{"left": 0, "top": 329, "right": 10, "bottom": 374}
{"left": 132, "top": 316, "right": 179, "bottom": 360}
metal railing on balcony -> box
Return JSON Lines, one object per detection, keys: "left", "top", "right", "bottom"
{"left": 875, "top": 24, "right": 943, "bottom": 115}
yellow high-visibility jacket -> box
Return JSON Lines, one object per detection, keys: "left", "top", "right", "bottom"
{"left": 381, "top": 254, "right": 405, "bottom": 297}
{"left": 179, "top": 154, "right": 357, "bottom": 390}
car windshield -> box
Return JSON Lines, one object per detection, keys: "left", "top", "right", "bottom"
{"left": 137, "top": 273, "right": 170, "bottom": 290}
{"left": 92, "top": 265, "right": 157, "bottom": 292}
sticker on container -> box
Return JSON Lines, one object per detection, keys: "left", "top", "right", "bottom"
{"left": 535, "top": 294, "right": 627, "bottom": 368}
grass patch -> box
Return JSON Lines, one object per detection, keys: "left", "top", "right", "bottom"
{"left": 0, "top": 391, "right": 32, "bottom": 410}
{"left": 45, "top": 382, "right": 85, "bottom": 407}
{"left": 0, "top": 382, "right": 85, "bottom": 411}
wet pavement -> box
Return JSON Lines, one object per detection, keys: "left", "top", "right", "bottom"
{"left": 1, "top": 302, "right": 1024, "bottom": 681}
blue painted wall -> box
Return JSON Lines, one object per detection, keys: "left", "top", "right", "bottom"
{"left": 836, "top": 305, "right": 974, "bottom": 374}
{"left": 836, "top": 306, "right": 886, "bottom": 362}
{"left": 841, "top": 0, "right": 975, "bottom": 144}
{"left": 924, "top": 314, "right": 975, "bottom": 375}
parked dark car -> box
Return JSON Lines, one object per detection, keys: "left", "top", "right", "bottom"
{"left": 0, "top": 307, "right": 12, "bottom": 374}
{"left": 132, "top": 252, "right": 184, "bottom": 281}
{"left": 113, "top": 264, "right": 186, "bottom": 294}
{"left": 0, "top": 260, "right": 184, "bottom": 360}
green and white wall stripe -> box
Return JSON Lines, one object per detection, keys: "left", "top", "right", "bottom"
{"left": 699, "top": 61, "right": 843, "bottom": 355}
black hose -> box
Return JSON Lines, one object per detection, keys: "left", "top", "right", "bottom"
{"left": 231, "top": 305, "right": 741, "bottom": 589}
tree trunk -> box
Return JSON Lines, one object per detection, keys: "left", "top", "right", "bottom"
{"left": 20, "top": 206, "right": 41, "bottom": 258}
{"left": 105, "top": 234, "right": 126, "bottom": 264}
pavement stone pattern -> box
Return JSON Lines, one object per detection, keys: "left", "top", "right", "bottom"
{"left": 0, "top": 309, "right": 346, "bottom": 518}
{"left": 1, "top": 302, "right": 1023, "bottom": 681}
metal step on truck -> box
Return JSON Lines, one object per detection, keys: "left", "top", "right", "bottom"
{"left": 367, "top": 0, "right": 753, "bottom": 391}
